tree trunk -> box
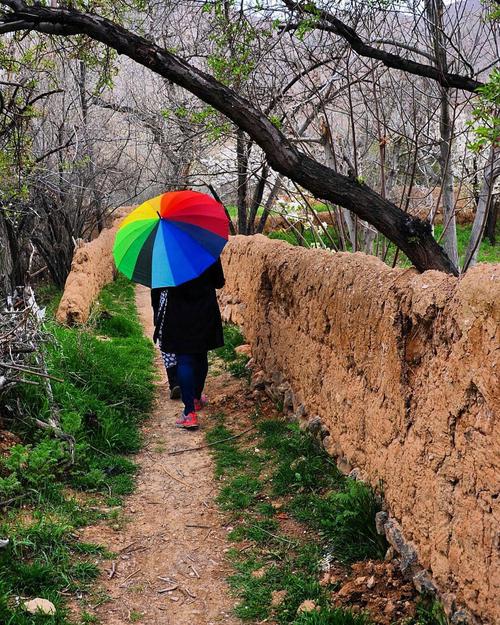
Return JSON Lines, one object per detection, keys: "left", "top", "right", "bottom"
{"left": 486, "top": 197, "right": 498, "bottom": 246}
{"left": 320, "top": 118, "right": 356, "bottom": 246}
{"left": 463, "top": 147, "right": 500, "bottom": 269}
{"left": 78, "top": 60, "right": 103, "bottom": 232}
{"left": 426, "top": 0, "right": 458, "bottom": 267}
{"left": 236, "top": 129, "right": 249, "bottom": 234}
{"left": 256, "top": 174, "right": 283, "bottom": 234}
{"left": 0, "top": 211, "right": 13, "bottom": 295}
{"left": 0, "top": 3, "right": 458, "bottom": 275}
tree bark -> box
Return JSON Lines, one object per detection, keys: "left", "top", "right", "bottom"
{"left": 463, "top": 147, "right": 500, "bottom": 269}
{"left": 0, "top": 2, "right": 459, "bottom": 274}
{"left": 426, "top": 0, "right": 458, "bottom": 267}
{"left": 320, "top": 118, "right": 355, "bottom": 246}
{"left": 236, "top": 129, "right": 249, "bottom": 234}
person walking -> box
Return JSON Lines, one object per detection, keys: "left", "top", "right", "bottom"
{"left": 151, "top": 257, "right": 225, "bottom": 429}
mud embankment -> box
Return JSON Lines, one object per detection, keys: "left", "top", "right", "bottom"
{"left": 56, "top": 208, "right": 132, "bottom": 325}
{"left": 220, "top": 235, "right": 499, "bottom": 625}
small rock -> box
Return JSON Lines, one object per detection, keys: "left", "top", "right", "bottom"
{"left": 24, "top": 598, "right": 56, "bottom": 616}
{"left": 348, "top": 467, "right": 362, "bottom": 480}
{"left": 0, "top": 538, "right": 9, "bottom": 548}
{"left": 385, "top": 546, "right": 395, "bottom": 561}
{"left": 297, "top": 600, "right": 317, "bottom": 613}
{"left": 271, "top": 590, "right": 287, "bottom": 606}
{"left": 337, "top": 580, "right": 357, "bottom": 597}
{"left": 307, "top": 416, "right": 322, "bottom": 435}
{"left": 375, "top": 511, "right": 388, "bottom": 535}
{"left": 336, "top": 456, "right": 352, "bottom": 475}
{"left": 451, "top": 609, "right": 472, "bottom": 625}
{"left": 366, "top": 575, "right": 376, "bottom": 589}
{"left": 235, "top": 344, "right": 251, "bottom": 356}
{"left": 413, "top": 570, "right": 437, "bottom": 595}
{"left": 384, "top": 600, "right": 396, "bottom": 616}
{"left": 251, "top": 370, "right": 266, "bottom": 390}
{"left": 251, "top": 568, "right": 266, "bottom": 579}
{"left": 295, "top": 404, "right": 307, "bottom": 418}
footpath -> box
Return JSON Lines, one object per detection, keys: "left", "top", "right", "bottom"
{"left": 81, "top": 285, "right": 240, "bottom": 625}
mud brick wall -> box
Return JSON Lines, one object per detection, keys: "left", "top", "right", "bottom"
{"left": 220, "top": 235, "right": 499, "bottom": 625}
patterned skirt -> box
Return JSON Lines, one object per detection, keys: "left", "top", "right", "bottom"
{"left": 158, "top": 290, "right": 177, "bottom": 369}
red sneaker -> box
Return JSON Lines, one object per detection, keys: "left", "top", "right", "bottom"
{"left": 175, "top": 411, "right": 199, "bottom": 429}
{"left": 194, "top": 394, "right": 208, "bottom": 412}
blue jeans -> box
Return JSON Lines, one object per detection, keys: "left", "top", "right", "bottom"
{"left": 176, "top": 353, "right": 209, "bottom": 415}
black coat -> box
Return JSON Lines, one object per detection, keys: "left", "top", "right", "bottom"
{"left": 151, "top": 258, "right": 225, "bottom": 354}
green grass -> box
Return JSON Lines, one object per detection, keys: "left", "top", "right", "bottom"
{"left": 0, "top": 275, "right": 155, "bottom": 624}
{"left": 289, "top": 482, "right": 387, "bottom": 564}
{"left": 206, "top": 404, "right": 388, "bottom": 623}
{"left": 411, "top": 597, "right": 449, "bottom": 625}
{"left": 293, "top": 608, "right": 373, "bottom": 625}
{"left": 213, "top": 324, "right": 250, "bottom": 379}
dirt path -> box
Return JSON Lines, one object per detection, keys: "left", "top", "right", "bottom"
{"left": 83, "top": 285, "right": 239, "bottom": 625}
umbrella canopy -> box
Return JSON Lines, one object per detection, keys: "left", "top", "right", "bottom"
{"left": 113, "top": 190, "right": 229, "bottom": 288}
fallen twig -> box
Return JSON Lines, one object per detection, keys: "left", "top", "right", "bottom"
{"left": 160, "top": 466, "right": 191, "bottom": 487}
{"left": 108, "top": 562, "right": 117, "bottom": 579}
{"left": 119, "top": 568, "right": 141, "bottom": 587}
{"left": 119, "top": 540, "right": 139, "bottom": 553}
{"left": 168, "top": 426, "right": 256, "bottom": 456}
{"left": 1, "top": 362, "right": 64, "bottom": 382}
{"left": 183, "top": 587, "right": 197, "bottom": 599}
{"left": 185, "top": 524, "right": 211, "bottom": 529}
{"left": 157, "top": 584, "right": 178, "bottom": 593}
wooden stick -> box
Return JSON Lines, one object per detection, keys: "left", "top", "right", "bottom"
{"left": 160, "top": 466, "right": 191, "bottom": 487}
{"left": 0, "top": 362, "right": 64, "bottom": 382}
{"left": 185, "top": 524, "right": 211, "bottom": 529}
{"left": 108, "top": 562, "right": 117, "bottom": 579}
{"left": 119, "top": 568, "right": 141, "bottom": 587}
{"left": 157, "top": 584, "right": 178, "bottom": 593}
{"left": 168, "top": 426, "right": 255, "bottom": 456}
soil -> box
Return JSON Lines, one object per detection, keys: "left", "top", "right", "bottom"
{"left": 80, "top": 285, "right": 239, "bottom": 625}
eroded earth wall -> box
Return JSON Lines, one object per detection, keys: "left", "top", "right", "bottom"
{"left": 56, "top": 208, "right": 133, "bottom": 324}
{"left": 220, "top": 235, "right": 499, "bottom": 624}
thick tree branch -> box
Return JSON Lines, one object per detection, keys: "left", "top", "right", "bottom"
{"left": 0, "top": 2, "right": 458, "bottom": 274}
{"left": 281, "top": 0, "right": 483, "bottom": 93}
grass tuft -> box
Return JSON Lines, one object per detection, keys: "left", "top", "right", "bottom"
{"left": 292, "top": 607, "right": 374, "bottom": 625}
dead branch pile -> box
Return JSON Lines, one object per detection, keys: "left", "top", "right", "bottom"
{"left": 0, "top": 287, "right": 48, "bottom": 393}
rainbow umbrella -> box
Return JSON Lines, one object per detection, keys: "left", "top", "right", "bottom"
{"left": 113, "top": 190, "right": 229, "bottom": 287}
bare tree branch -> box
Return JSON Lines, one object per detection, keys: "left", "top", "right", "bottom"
{"left": 0, "top": 1, "right": 458, "bottom": 274}
{"left": 281, "top": 0, "right": 483, "bottom": 93}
